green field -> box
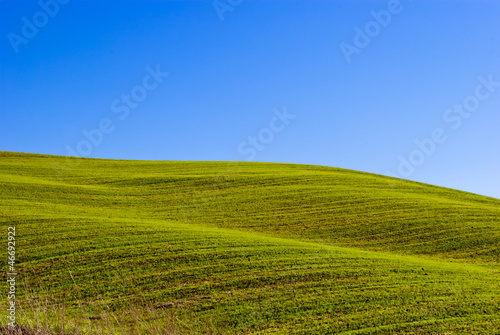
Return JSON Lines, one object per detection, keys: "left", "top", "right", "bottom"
{"left": 1, "top": 151, "right": 499, "bottom": 334}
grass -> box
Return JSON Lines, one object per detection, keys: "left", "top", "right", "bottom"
{"left": 1, "top": 151, "right": 499, "bottom": 334}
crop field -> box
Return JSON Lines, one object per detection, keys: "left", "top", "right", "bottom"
{"left": 0, "top": 151, "right": 499, "bottom": 334}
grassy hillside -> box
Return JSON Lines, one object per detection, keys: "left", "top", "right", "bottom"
{"left": 1, "top": 151, "right": 499, "bottom": 334}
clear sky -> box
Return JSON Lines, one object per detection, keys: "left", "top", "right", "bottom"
{"left": 1, "top": 0, "right": 499, "bottom": 199}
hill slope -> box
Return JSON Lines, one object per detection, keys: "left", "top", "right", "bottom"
{"left": 1, "top": 151, "right": 499, "bottom": 334}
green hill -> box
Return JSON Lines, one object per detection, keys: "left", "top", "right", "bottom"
{"left": 1, "top": 151, "right": 499, "bottom": 334}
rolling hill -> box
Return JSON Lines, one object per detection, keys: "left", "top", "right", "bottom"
{"left": 1, "top": 151, "right": 499, "bottom": 334}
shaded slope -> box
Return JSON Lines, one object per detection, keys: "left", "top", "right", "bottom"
{"left": 4, "top": 210, "right": 500, "bottom": 334}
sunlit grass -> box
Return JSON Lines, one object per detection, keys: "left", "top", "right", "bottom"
{"left": 1, "top": 151, "right": 499, "bottom": 334}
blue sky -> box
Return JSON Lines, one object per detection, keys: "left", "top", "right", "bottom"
{"left": 1, "top": 0, "right": 499, "bottom": 199}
